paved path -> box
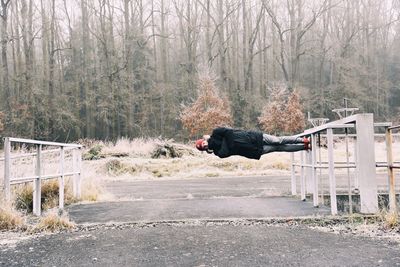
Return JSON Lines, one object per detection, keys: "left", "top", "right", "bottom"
{"left": 2, "top": 223, "right": 400, "bottom": 266}
{"left": 2, "top": 175, "right": 400, "bottom": 267}
{"left": 69, "top": 176, "right": 329, "bottom": 224}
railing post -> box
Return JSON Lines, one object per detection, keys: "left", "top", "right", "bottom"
{"left": 385, "top": 128, "right": 396, "bottom": 213}
{"left": 290, "top": 153, "right": 296, "bottom": 195}
{"left": 59, "top": 147, "right": 65, "bottom": 210}
{"left": 345, "top": 127, "right": 353, "bottom": 214}
{"left": 311, "top": 134, "right": 318, "bottom": 207}
{"left": 300, "top": 151, "right": 306, "bottom": 201}
{"left": 3, "top": 137, "right": 11, "bottom": 201}
{"left": 355, "top": 114, "right": 378, "bottom": 213}
{"left": 73, "top": 148, "right": 82, "bottom": 199}
{"left": 78, "top": 148, "right": 82, "bottom": 198}
{"left": 353, "top": 137, "right": 359, "bottom": 191}
{"left": 327, "top": 128, "right": 337, "bottom": 215}
{"left": 306, "top": 150, "right": 313, "bottom": 194}
{"left": 33, "top": 144, "right": 42, "bottom": 216}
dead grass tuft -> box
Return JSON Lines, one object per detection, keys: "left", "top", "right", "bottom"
{"left": 270, "top": 161, "right": 290, "bottom": 170}
{"left": 0, "top": 203, "right": 25, "bottom": 230}
{"left": 14, "top": 180, "right": 77, "bottom": 212}
{"left": 34, "top": 212, "right": 75, "bottom": 232}
{"left": 80, "top": 176, "right": 102, "bottom": 202}
{"left": 380, "top": 210, "right": 399, "bottom": 229}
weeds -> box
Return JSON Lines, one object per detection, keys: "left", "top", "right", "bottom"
{"left": 379, "top": 210, "right": 399, "bottom": 229}
{"left": 83, "top": 144, "right": 104, "bottom": 160}
{"left": 14, "top": 180, "right": 76, "bottom": 212}
{"left": 34, "top": 212, "right": 75, "bottom": 232}
{"left": 0, "top": 203, "right": 25, "bottom": 230}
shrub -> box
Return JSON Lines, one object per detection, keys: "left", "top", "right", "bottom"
{"left": 83, "top": 144, "right": 104, "bottom": 160}
{"left": 180, "top": 72, "right": 233, "bottom": 137}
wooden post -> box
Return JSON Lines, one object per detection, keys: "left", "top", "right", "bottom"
{"left": 59, "top": 147, "right": 65, "bottom": 210}
{"left": 386, "top": 128, "right": 396, "bottom": 214}
{"left": 290, "top": 153, "right": 296, "bottom": 195}
{"left": 33, "top": 145, "right": 42, "bottom": 216}
{"left": 4, "top": 137, "right": 11, "bottom": 201}
{"left": 327, "top": 128, "right": 338, "bottom": 215}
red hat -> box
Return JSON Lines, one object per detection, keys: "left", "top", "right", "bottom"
{"left": 195, "top": 139, "right": 206, "bottom": 151}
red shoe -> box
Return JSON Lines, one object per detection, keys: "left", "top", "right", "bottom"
{"left": 303, "top": 137, "right": 311, "bottom": 150}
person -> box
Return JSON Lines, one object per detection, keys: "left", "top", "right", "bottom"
{"left": 195, "top": 127, "right": 309, "bottom": 160}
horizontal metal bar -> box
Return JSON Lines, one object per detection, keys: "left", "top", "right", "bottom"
{"left": 10, "top": 172, "right": 80, "bottom": 184}
{"left": 292, "top": 163, "right": 356, "bottom": 169}
{"left": 299, "top": 124, "right": 355, "bottom": 136}
{"left": 0, "top": 147, "right": 77, "bottom": 161}
{"left": 7, "top": 137, "right": 82, "bottom": 148}
{"left": 298, "top": 114, "right": 391, "bottom": 137}
{"left": 10, "top": 180, "right": 34, "bottom": 185}
{"left": 374, "top": 122, "right": 392, "bottom": 127}
{"left": 41, "top": 172, "right": 78, "bottom": 180}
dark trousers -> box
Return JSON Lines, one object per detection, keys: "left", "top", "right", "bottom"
{"left": 262, "top": 134, "right": 304, "bottom": 154}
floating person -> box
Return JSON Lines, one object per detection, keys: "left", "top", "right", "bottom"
{"left": 195, "top": 127, "right": 310, "bottom": 160}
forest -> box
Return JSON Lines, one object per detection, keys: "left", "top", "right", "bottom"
{"left": 0, "top": 0, "right": 399, "bottom": 141}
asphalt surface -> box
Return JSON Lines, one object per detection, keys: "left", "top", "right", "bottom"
{"left": 1, "top": 223, "right": 400, "bottom": 267}
{"left": 1, "top": 175, "right": 400, "bottom": 266}
{"left": 69, "top": 176, "right": 330, "bottom": 224}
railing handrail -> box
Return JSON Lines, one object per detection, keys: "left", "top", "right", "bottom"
{"left": 2, "top": 137, "right": 82, "bottom": 216}
{"left": 5, "top": 137, "right": 82, "bottom": 148}
{"left": 296, "top": 113, "right": 392, "bottom": 137}
{"left": 388, "top": 125, "right": 400, "bottom": 131}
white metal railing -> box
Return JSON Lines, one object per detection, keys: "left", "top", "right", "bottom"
{"left": 2, "top": 137, "right": 82, "bottom": 216}
{"left": 381, "top": 125, "right": 400, "bottom": 213}
{"left": 291, "top": 114, "right": 392, "bottom": 215}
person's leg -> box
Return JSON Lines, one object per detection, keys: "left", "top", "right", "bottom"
{"left": 263, "top": 133, "right": 304, "bottom": 145}
{"left": 262, "top": 145, "right": 277, "bottom": 154}
{"left": 274, "top": 144, "right": 305, "bottom": 152}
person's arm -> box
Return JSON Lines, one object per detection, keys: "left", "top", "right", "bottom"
{"left": 213, "top": 138, "right": 230, "bottom": 158}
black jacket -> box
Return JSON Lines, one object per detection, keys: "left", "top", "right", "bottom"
{"left": 208, "top": 127, "right": 264, "bottom": 160}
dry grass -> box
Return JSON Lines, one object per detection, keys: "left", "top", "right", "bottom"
{"left": 34, "top": 212, "right": 75, "bottom": 232}
{"left": 0, "top": 203, "right": 25, "bottom": 231}
{"left": 380, "top": 210, "right": 399, "bottom": 229}
{"left": 14, "top": 180, "right": 77, "bottom": 212}
{"left": 101, "top": 137, "right": 160, "bottom": 157}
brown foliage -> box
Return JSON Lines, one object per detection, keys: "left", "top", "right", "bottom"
{"left": 180, "top": 74, "right": 233, "bottom": 137}
{"left": 258, "top": 86, "right": 287, "bottom": 134}
{"left": 284, "top": 90, "right": 305, "bottom": 133}
{"left": 258, "top": 86, "right": 305, "bottom": 134}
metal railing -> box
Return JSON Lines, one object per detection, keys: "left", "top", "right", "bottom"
{"left": 2, "top": 137, "right": 82, "bottom": 216}
{"left": 384, "top": 125, "right": 400, "bottom": 213}
{"left": 291, "top": 114, "right": 392, "bottom": 215}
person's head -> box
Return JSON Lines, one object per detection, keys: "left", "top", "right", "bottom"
{"left": 195, "top": 138, "right": 208, "bottom": 151}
